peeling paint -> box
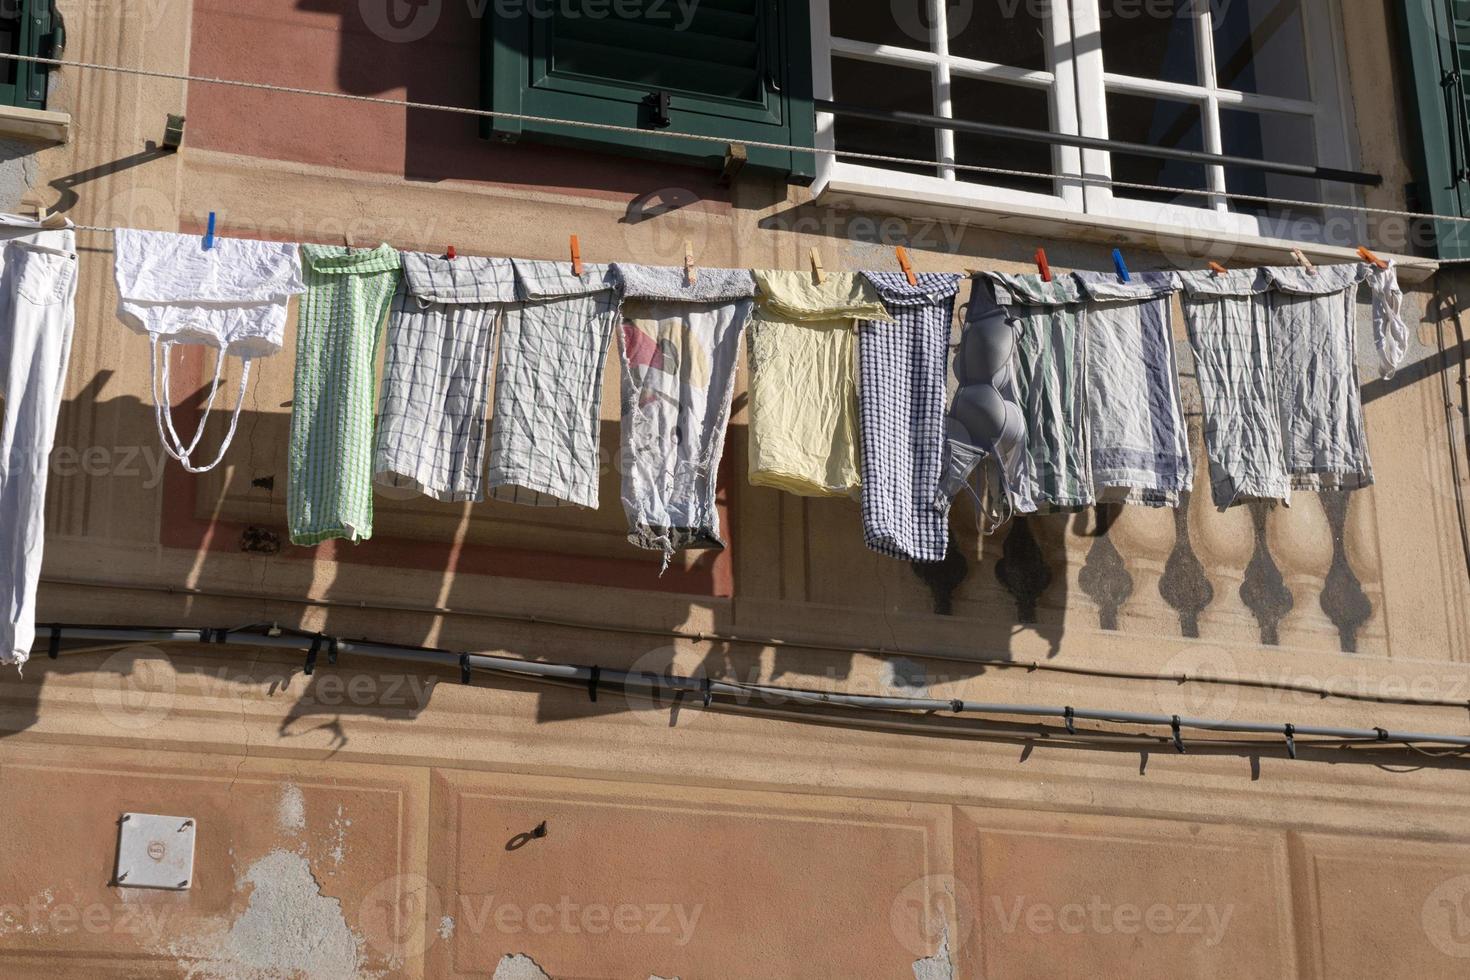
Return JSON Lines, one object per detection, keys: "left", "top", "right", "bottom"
{"left": 326, "top": 803, "right": 351, "bottom": 869}
{"left": 438, "top": 915, "right": 455, "bottom": 940}
{"left": 163, "top": 849, "right": 369, "bottom": 979}
{"left": 276, "top": 783, "right": 306, "bottom": 833}
{"left": 912, "top": 933, "right": 953, "bottom": 980}
{"left": 493, "top": 953, "right": 552, "bottom": 980}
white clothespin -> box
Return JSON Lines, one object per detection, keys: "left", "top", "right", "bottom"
{"left": 1290, "top": 248, "right": 1316, "bottom": 276}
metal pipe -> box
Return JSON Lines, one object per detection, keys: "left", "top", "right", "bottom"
{"left": 815, "top": 99, "right": 1384, "bottom": 188}
{"left": 32, "top": 625, "right": 1470, "bottom": 753}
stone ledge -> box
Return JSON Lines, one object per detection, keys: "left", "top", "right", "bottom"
{"left": 0, "top": 104, "right": 69, "bottom": 144}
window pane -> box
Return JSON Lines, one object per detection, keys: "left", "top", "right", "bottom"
{"left": 951, "top": 77, "right": 1055, "bottom": 195}
{"left": 1212, "top": 0, "right": 1311, "bottom": 100}
{"left": 831, "top": 57, "right": 939, "bottom": 178}
{"left": 949, "top": 3, "right": 1047, "bottom": 71}
{"left": 1221, "top": 107, "right": 1321, "bottom": 222}
{"left": 831, "top": 0, "right": 929, "bottom": 51}
{"left": 1105, "top": 93, "right": 1207, "bottom": 204}
{"left": 1100, "top": 1, "right": 1198, "bottom": 84}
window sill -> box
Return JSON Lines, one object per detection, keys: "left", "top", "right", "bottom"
{"left": 0, "top": 105, "right": 70, "bottom": 144}
{"left": 816, "top": 177, "right": 1441, "bottom": 285}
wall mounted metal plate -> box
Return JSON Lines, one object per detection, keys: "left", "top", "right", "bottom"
{"left": 115, "top": 813, "right": 196, "bottom": 890}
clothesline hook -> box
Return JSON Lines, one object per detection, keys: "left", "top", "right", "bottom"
{"left": 1171, "top": 715, "right": 1186, "bottom": 754}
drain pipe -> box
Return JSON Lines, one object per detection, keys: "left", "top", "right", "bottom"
{"left": 35, "top": 625, "right": 1470, "bottom": 754}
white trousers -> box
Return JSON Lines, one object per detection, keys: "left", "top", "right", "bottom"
{"left": 0, "top": 223, "right": 78, "bottom": 667}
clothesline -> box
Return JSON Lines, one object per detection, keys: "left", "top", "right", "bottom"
{"left": 0, "top": 220, "right": 1414, "bottom": 668}
{"left": 5, "top": 50, "right": 1470, "bottom": 227}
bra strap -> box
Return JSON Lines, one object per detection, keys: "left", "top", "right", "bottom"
{"left": 148, "top": 336, "right": 253, "bottom": 474}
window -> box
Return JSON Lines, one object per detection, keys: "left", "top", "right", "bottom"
{"left": 482, "top": 0, "right": 816, "bottom": 182}
{"left": 0, "top": 0, "right": 59, "bottom": 111}
{"left": 1400, "top": 0, "right": 1470, "bottom": 259}
{"left": 811, "top": 0, "right": 1358, "bottom": 239}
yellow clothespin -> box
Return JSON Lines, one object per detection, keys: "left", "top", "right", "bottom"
{"left": 809, "top": 246, "right": 826, "bottom": 285}
{"left": 1290, "top": 248, "right": 1316, "bottom": 275}
{"left": 896, "top": 246, "right": 917, "bottom": 286}
{"left": 684, "top": 240, "right": 696, "bottom": 287}
{"left": 570, "top": 234, "right": 584, "bottom": 277}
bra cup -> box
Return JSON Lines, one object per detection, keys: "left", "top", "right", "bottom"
{"left": 952, "top": 384, "right": 1008, "bottom": 445}
{"left": 958, "top": 303, "right": 1015, "bottom": 381}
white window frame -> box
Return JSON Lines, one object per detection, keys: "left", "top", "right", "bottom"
{"left": 810, "top": 0, "right": 1361, "bottom": 242}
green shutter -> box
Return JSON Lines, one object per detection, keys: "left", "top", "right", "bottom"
{"left": 483, "top": 0, "right": 815, "bottom": 183}
{"left": 1400, "top": 0, "right": 1470, "bottom": 257}
{"left": 0, "top": 0, "right": 58, "bottom": 110}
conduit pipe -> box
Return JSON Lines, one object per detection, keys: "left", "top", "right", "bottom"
{"left": 33, "top": 625, "right": 1470, "bottom": 755}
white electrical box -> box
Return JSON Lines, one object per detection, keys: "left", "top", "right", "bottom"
{"left": 115, "top": 813, "right": 196, "bottom": 890}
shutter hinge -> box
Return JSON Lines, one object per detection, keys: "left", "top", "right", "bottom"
{"left": 643, "top": 91, "right": 672, "bottom": 129}
{"left": 1444, "top": 70, "right": 1462, "bottom": 88}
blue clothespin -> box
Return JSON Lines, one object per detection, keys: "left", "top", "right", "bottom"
{"left": 203, "top": 211, "right": 216, "bottom": 250}
{"left": 1112, "top": 248, "right": 1131, "bottom": 283}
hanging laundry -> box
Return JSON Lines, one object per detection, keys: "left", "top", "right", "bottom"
{"left": 611, "top": 263, "right": 754, "bottom": 566}
{"left": 1177, "top": 268, "right": 1290, "bottom": 508}
{"left": 1, "top": 215, "right": 78, "bottom": 668}
{"left": 938, "top": 280, "right": 1027, "bottom": 534}
{"left": 859, "top": 271, "right": 963, "bottom": 562}
{"left": 289, "top": 243, "right": 401, "bottom": 546}
{"left": 1073, "top": 271, "right": 1193, "bottom": 507}
{"left": 374, "top": 252, "right": 511, "bottom": 503}
{"left": 113, "top": 227, "right": 304, "bottom": 473}
{"left": 747, "top": 270, "right": 890, "bottom": 498}
{"left": 489, "top": 259, "right": 619, "bottom": 508}
{"left": 1365, "top": 260, "right": 1409, "bottom": 380}
{"left": 982, "top": 272, "right": 1092, "bottom": 513}
{"left": 1263, "top": 263, "right": 1375, "bottom": 491}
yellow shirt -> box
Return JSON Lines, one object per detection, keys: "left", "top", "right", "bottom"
{"left": 747, "top": 270, "right": 893, "bottom": 497}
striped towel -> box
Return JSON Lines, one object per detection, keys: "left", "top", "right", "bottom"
{"left": 983, "top": 272, "right": 1092, "bottom": 512}
{"left": 1073, "top": 270, "right": 1193, "bottom": 507}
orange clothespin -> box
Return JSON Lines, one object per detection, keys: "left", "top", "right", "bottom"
{"left": 1208, "top": 260, "right": 1228, "bottom": 276}
{"left": 1290, "top": 248, "right": 1316, "bottom": 275}
{"left": 1034, "top": 247, "right": 1052, "bottom": 283}
{"left": 1357, "top": 245, "right": 1388, "bottom": 270}
{"left": 896, "top": 246, "right": 917, "bottom": 286}
{"left": 446, "top": 245, "right": 457, "bottom": 260}
{"left": 809, "top": 246, "right": 826, "bottom": 285}
{"left": 570, "top": 235, "right": 584, "bottom": 277}
{"left": 684, "top": 240, "right": 696, "bottom": 286}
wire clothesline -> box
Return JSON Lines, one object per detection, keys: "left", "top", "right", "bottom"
{"left": 6, "top": 49, "right": 1470, "bottom": 229}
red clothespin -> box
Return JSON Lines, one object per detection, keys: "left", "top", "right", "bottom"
{"left": 1208, "top": 260, "right": 1228, "bottom": 276}
{"left": 570, "top": 235, "right": 584, "bottom": 277}
{"left": 1357, "top": 245, "right": 1388, "bottom": 270}
{"left": 896, "top": 246, "right": 917, "bottom": 287}
{"left": 446, "top": 245, "right": 457, "bottom": 260}
{"left": 1034, "top": 247, "right": 1052, "bottom": 283}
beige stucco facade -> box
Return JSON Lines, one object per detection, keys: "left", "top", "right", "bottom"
{"left": 1, "top": 1, "right": 1468, "bottom": 976}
